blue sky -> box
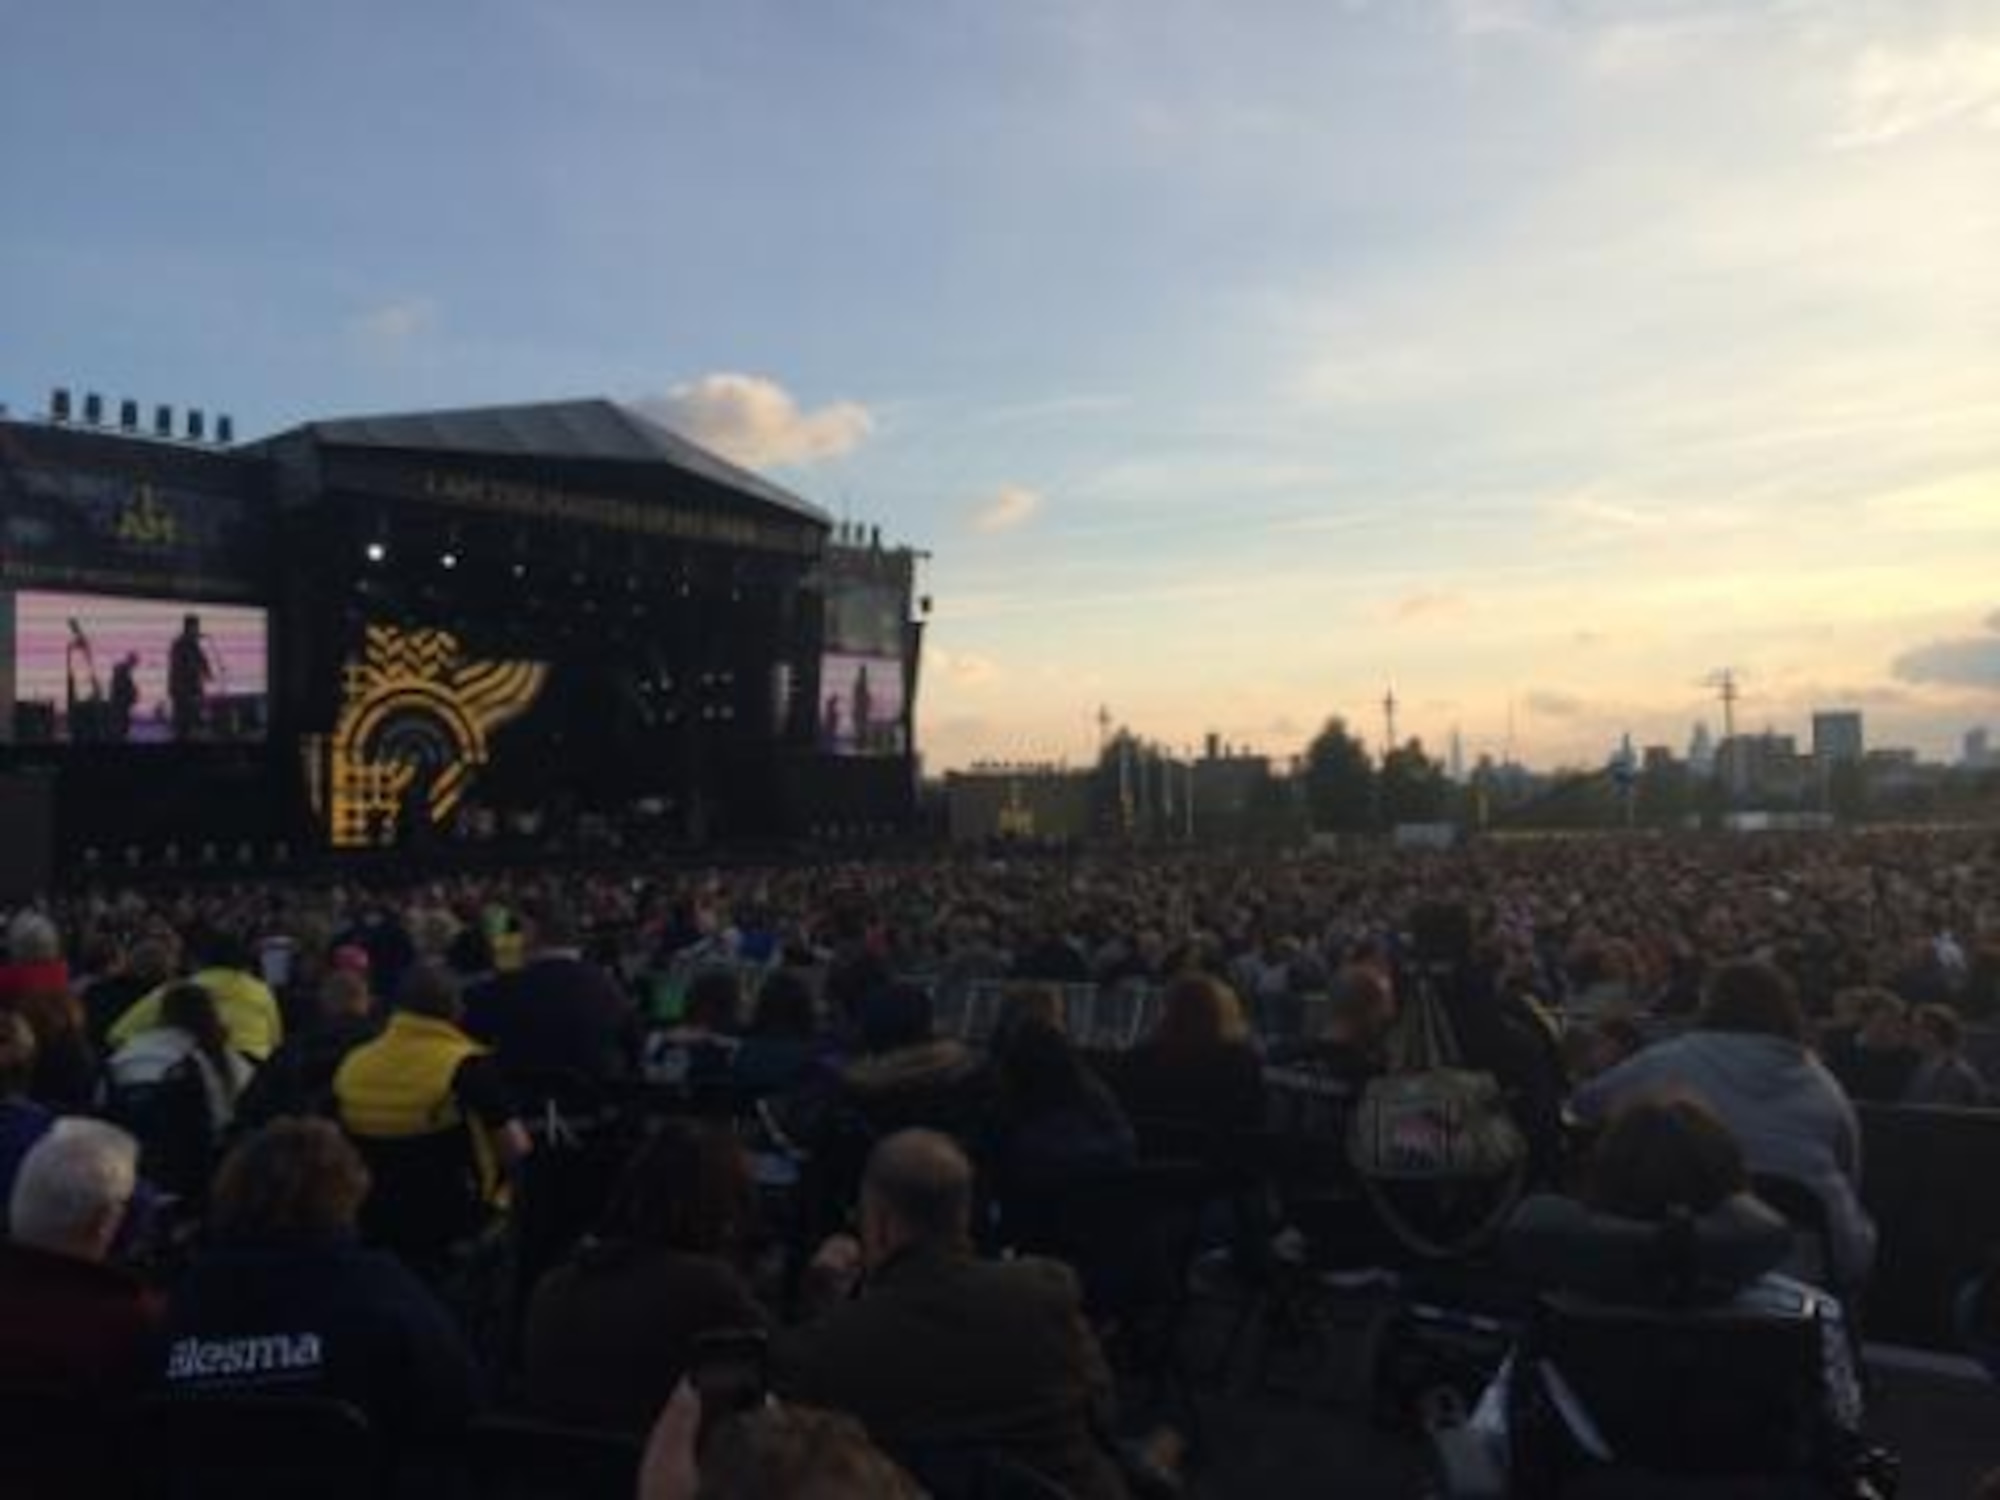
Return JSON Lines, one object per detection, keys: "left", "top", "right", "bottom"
{"left": 5, "top": 0, "right": 1998, "bottom": 768}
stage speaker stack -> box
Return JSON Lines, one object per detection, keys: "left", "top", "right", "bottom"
{"left": 0, "top": 773, "right": 55, "bottom": 903}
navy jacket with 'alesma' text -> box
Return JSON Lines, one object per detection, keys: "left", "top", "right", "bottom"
{"left": 158, "top": 1235, "right": 483, "bottom": 1438}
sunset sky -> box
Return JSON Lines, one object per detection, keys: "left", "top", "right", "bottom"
{"left": 4, "top": 1, "right": 1996, "bottom": 769}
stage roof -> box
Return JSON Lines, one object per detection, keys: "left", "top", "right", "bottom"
{"left": 277, "top": 397, "right": 831, "bottom": 527}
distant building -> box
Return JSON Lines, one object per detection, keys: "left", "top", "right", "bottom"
{"left": 1688, "top": 722, "right": 1716, "bottom": 777}
{"left": 1717, "top": 732, "right": 1809, "bottom": 804}
{"left": 1811, "top": 711, "right": 1865, "bottom": 765}
{"left": 1966, "top": 727, "right": 1994, "bottom": 770}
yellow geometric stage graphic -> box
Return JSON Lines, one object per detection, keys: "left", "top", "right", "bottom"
{"left": 317, "top": 625, "right": 547, "bottom": 849}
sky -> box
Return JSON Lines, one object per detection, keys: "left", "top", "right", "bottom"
{"left": 3, "top": 0, "right": 1997, "bottom": 771}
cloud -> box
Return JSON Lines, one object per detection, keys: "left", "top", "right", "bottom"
{"left": 1524, "top": 689, "right": 1588, "bottom": 720}
{"left": 1892, "top": 611, "right": 2000, "bottom": 690}
{"left": 348, "top": 297, "right": 437, "bottom": 354}
{"left": 642, "top": 374, "right": 872, "bottom": 469}
{"left": 969, "top": 484, "right": 1045, "bottom": 535}
{"left": 1391, "top": 591, "right": 1466, "bottom": 622}
{"left": 1837, "top": 36, "right": 2000, "bottom": 148}
{"left": 929, "top": 647, "right": 1002, "bottom": 688}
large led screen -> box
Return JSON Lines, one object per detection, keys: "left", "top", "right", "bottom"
{"left": 817, "top": 653, "right": 907, "bottom": 757}
{"left": 8, "top": 590, "right": 269, "bottom": 745}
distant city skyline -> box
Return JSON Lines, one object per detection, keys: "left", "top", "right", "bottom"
{"left": 4, "top": 2, "right": 1996, "bottom": 770}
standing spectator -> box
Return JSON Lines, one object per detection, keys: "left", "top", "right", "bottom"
{"left": 776, "top": 1131, "right": 1128, "bottom": 1500}
{"left": 81, "top": 935, "right": 175, "bottom": 1051}
{"left": 108, "top": 982, "right": 255, "bottom": 1140}
{"left": 0, "top": 1120, "right": 160, "bottom": 1400}
{"left": 1821, "top": 989, "right": 1919, "bottom": 1104}
{"left": 0, "top": 911, "right": 70, "bottom": 1006}
{"left": 523, "top": 1121, "right": 766, "bottom": 1433}
{"left": 732, "top": 970, "right": 826, "bottom": 1098}
{"left": 1903, "top": 1004, "right": 1987, "bottom": 1108}
{"left": 159, "top": 1120, "right": 482, "bottom": 1440}
{"left": 464, "top": 899, "right": 638, "bottom": 1085}
{"left": 1573, "top": 960, "right": 1876, "bottom": 1287}
{"left": 1117, "top": 974, "right": 1266, "bottom": 1135}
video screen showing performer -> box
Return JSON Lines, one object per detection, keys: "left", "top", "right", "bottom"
{"left": 8, "top": 590, "right": 268, "bottom": 745}
{"left": 818, "top": 652, "right": 907, "bottom": 757}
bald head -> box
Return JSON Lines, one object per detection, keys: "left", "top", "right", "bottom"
{"left": 862, "top": 1130, "right": 973, "bottom": 1255}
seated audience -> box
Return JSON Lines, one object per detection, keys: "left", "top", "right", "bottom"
{"left": 334, "top": 963, "right": 531, "bottom": 1221}
{"left": 236, "top": 967, "right": 382, "bottom": 1127}
{"left": 0, "top": 910, "right": 71, "bottom": 1006}
{"left": 0, "top": 1119, "right": 160, "bottom": 1399}
{"left": 639, "top": 1384, "right": 923, "bottom": 1500}
{"left": 775, "top": 1129, "right": 1128, "bottom": 1500}
{"left": 463, "top": 898, "right": 637, "bottom": 1084}
{"left": 523, "top": 1120, "right": 766, "bottom": 1433}
{"left": 1903, "top": 1003, "right": 1987, "bottom": 1108}
{"left": 159, "top": 1119, "right": 482, "bottom": 1437}
{"left": 1266, "top": 965, "right": 1396, "bottom": 1136}
{"left": 1117, "top": 973, "right": 1266, "bottom": 1136}
{"left": 731, "top": 969, "right": 825, "bottom": 1098}
{"left": 1469, "top": 1096, "right": 1862, "bottom": 1475}
{"left": 81, "top": 935, "right": 175, "bottom": 1051}
{"left": 645, "top": 968, "right": 745, "bottom": 1090}
{"left": 108, "top": 981, "right": 256, "bottom": 1141}
{"left": 990, "top": 1018, "right": 1136, "bottom": 1200}
{"left": 1821, "top": 988, "right": 1919, "bottom": 1104}
{"left": 838, "top": 983, "right": 981, "bottom": 1128}
{"left": 0, "top": 1011, "right": 55, "bottom": 1218}
{"left": 109, "top": 927, "right": 284, "bottom": 1062}
{"left": 1573, "top": 960, "right": 1876, "bottom": 1287}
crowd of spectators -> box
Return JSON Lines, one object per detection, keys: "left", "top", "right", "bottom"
{"left": 0, "top": 828, "right": 1992, "bottom": 1494}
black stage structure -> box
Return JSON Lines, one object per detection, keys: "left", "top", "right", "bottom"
{"left": 0, "top": 397, "right": 922, "bottom": 881}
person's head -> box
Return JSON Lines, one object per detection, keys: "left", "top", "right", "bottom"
{"left": 1841, "top": 988, "right": 1911, "bottom": 1050}
{"left": 160, "top": 981, "right": 230, "bottom": 1069}
{"left": 1584, "top": 1096, "right": 1748, "bottom": 1223}
{"left": 209, "top": 1118, "right": 371, "bottom": 1244}
{"left": 686, "top": 969, "right": 744, "bottom": 1034}
{"left": 600, "top": 1120, "right": 757, "bottom": 1258}
{"left": 992, "top": 983, "right": 1063, "bottom": 1052}
{"left": 317, "top": 969, "right": 374, "bottom": 1025}
{"left": 396, "top": 961, "right": 463, "bottom": 1024}
{"left": 1912, "top": 1003, "right": 1965, "bottom": 1060}
{"left": 5, "top": 911, "right": 60, "bottom": 966}
{"left": 858, "top": 982, "right": 934, "bottom": 1055}
{"left": 1699, "top": 960, "right": 1807, "bottom": 1045}
{"left": 1153, "top": 973, "right": 1249, "bottom": 1054}
{"left": 1581, "top": 1013, "right": 1647, "bottom": 1078}
{"left": 127, "top": 935, "right": 176, "bottom": 989}
{"left": 859, "top": 1129, "right": 973, "bottom": 1267}
{"left": 750, "top": 971, "right": 816, "bottom": 1040}
{"left": 188, "top": 926, "right": 251, "bottom": 974}
{"left": 995, "top": 1018, "right": 1098, "bottom": 1116}
{"left": 0, "top": 1011, "right": 38, "bottom": 1098}
{"left": 10, "top": 1119, "right": 139, "bottom": 1261}
{"left": 525, "top": 898, "right": 582, "bottom": 952}
{"left": 694, "top": 1404, "right": 922, "bottom": 1500}
{"left": 1323, "top": 965, "right": 1396, "bottom": 1047}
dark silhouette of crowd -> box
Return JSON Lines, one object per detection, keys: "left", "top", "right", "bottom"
{"left": 0, "top": 828, "right": 1993, "bottom": 1495}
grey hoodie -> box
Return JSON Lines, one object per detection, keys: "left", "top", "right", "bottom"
{"left": 1573, "top": 1031, "right": 1876, "bottom": 1287}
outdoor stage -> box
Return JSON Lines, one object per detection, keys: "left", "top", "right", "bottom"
{"left": 0, "top": 396, "right": 922, "bottom": 884}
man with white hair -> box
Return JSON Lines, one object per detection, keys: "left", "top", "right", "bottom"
{"left": 0, "top": 908, "right": 69, "bottom": 1006}
{"left": 0, "top": 1119, "right": 162, "bottom": 1397}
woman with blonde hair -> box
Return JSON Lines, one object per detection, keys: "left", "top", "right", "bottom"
{"left": 1118, "top": 972, "right": 1265, "bottom": 1134}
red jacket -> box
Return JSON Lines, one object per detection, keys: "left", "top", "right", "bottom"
{"left": 0, "top": 959, "right": 70, "bottom": 1005}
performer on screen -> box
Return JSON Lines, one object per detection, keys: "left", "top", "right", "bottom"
{"left": 852, "top": 665, "right": 873, "bottom": 753}
{"left": 108, "top": 653, "right": 141, "bottom": 743}
{"left": 168, "top": 613, "right": 213, "bottom": 742}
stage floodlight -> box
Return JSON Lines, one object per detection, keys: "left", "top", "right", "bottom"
{"left": 441, "top": 551, "right": 459, "bottom": 570}
{"left": 50, "top": 387, "right": 72, "bottom": 422}
{"left": 83, "top": 392, "right": 104, "bottom": 425}
{"left": 365, "top": 541, "right": 387, "bottom": 564}
{"left": 119, "top": 399, "right": 139, "bottom": 430}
